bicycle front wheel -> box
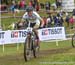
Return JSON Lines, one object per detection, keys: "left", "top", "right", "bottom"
{"left": 24, "top": 38, "right": 31, "bottom": 61}
{"left": 72, "top": 34, "right": 75, "bottom": 47}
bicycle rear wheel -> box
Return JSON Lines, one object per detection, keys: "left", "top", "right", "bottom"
{"left": 72, "top": 34, "right": 75, "bottom": 47}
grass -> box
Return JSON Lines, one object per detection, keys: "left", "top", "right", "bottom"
{"left": 25, "top": 0, "right": 55, "bottom": 5}
{"left": 0, "top": 40, "right": 75, "bottom": 65}
{"left": 0, "top": 0, "right": 75, "bottom": 65}
{"left": 1, "top": 17, "right": 75, "bottom": 34}
{"left": 0, "top": 40, "right": 72, "bottom": 56}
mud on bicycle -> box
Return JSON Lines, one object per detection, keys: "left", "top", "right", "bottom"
{"left": 24, "top": 21, "right": 40, "bottom": 61}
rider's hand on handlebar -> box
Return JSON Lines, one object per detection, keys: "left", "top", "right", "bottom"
{"left": 39, "top": 26, "right": 43, "bottom": 29}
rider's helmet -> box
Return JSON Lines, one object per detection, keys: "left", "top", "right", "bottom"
{"left": 26, "top": 6, "right": 34, "bottom": 12}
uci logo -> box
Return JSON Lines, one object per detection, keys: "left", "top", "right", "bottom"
{"left": 11, "top": 31, "right": 18, "bottom": 38}
{"left": 42, "top": 29, "right": 49, "bottom": 35}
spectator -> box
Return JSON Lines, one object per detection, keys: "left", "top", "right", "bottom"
{"left": 35, "top": 3, "right": 40, "bottom": 11}
{"left": 10, "top": 1, "right": 19, "bottom": 17}
{"left": 53, "top": 14, "right": 64, "bottom": 27}
{"left": 15, "top": 21, "right": 27, "bottom": 30}
{"left": 10, "top": 4, "right": 15, "bottom": 13}
{"left": 29, "top": 0, "right": 34, "bottom": 8}
{"left": 59, "top": 17, "right": 64, "bottom": 26}
{"left": 40, "top": 3, "right": 44, "bottom": 9}
{"left": 72, "top": 8, "right": 75, "bottom": 16}
{"left": 73, "top": 8, "right": 75, "bottom": 25}
{"left": 65, "top": 12, "right": 70, "bottom": 27}
{"left": 19, "top": 0, "right": 25, "bottom": 10}
{"left": 0, "top": 4, "right": 7, "bottom": 11}
{"left": 32, "top": 2, "right": 36, "bottom": 8}
{"left": 56, "top": 0, "right": 59, "bottom": 8}
{"left": 46, "top": 14, "right": 53, "bottom": 27}
{"left": 53, "top": 15, "right": 57, "bottom": 26}
{"left": 56, "top": 0, "right": 62, "bottom": 8}
{"left": 33, "top": 0, "right": 37, "bottom": 8}
{"left": 42, "top": 17, "right": 47, "bottom": 28}
{"left": 51, "top": 3, "right": 57, "bottom": 11}
{"left": 10, "top": 0, "right": 16, "bottom": 13}
{"left": 59, "top": 10, "right": 63, "bottom": 17}
{"left": 45, "top": 1, "right": 51, "bottom": 13}
{"left": 33, "top": 0, "right": 38, "bottom": 6}
{"left": 58, "top": 0, "right": 62, "bottom": 7}
{"left": 33, "top": 0, "right": 40, "bottom": 11}
{"left": 69, "top": 16, "right": 74, "bottom": 29}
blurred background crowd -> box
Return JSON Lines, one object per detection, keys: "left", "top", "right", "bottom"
{"left": 0, "top": 0, "right": 75, "bottom": 30}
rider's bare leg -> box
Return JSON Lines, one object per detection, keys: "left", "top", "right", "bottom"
{"left": 33, "top": 28, "right": 40, "bottom": 47}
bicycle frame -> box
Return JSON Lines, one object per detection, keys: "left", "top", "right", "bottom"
{"left": 26, "top": 21, "right": 35, "bottom": 40}
{"left": 24, "top": 21, "right": 36, "bottom": 61}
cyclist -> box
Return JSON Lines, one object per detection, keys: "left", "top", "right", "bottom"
{"left": 21, "top": 6, "right": 44, "bottom": 48}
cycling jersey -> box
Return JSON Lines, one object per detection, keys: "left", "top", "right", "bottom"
{"left": 22, "top": 11, "right": 42, "bottom": 28}
{"left": 22, "top": 11, "right": 41, "bottom": 22}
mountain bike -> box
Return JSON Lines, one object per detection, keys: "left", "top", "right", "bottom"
{"left": 24, "top": 21, "right": 39, "bottom": 61}
{"left": 72, "top": 33, "right": 75, "bottom": 47}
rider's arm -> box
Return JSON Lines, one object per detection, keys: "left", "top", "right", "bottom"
{"left": 21, "top": 12, "right": 28, "bottom": 22}
{"left": 40, "top": 18, "right": 44, "bottom": 27}
{"left": 21, "top": 18, "right": 25, "bottom": 22}
{"left": 33, "top": 11, "right": 44, "bottom": 27}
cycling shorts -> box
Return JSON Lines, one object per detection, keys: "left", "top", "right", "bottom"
{"left": 28, "top": 19, "right": 40, "bottom": 29}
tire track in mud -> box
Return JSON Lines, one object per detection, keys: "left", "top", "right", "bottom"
{"left": 0, "top": 47, "right": 74, "bottom": 63}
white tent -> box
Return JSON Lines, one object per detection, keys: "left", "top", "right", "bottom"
{"left": 62, "top": 0, "right": 75, "bottom": 12}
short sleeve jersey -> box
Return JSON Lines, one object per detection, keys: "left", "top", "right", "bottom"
{"left": 22, "top": 11, "right": 42, "bottom": 23}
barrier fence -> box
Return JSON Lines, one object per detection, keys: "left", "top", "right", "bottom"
{"left": 0, "top": 27, "right": 66, "bottom": 44}
{"left": 0, "top": 33, "right": 73, "bottom": 53}
{"left": 0, "top": 27, "right": 73, "bottom": 52}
